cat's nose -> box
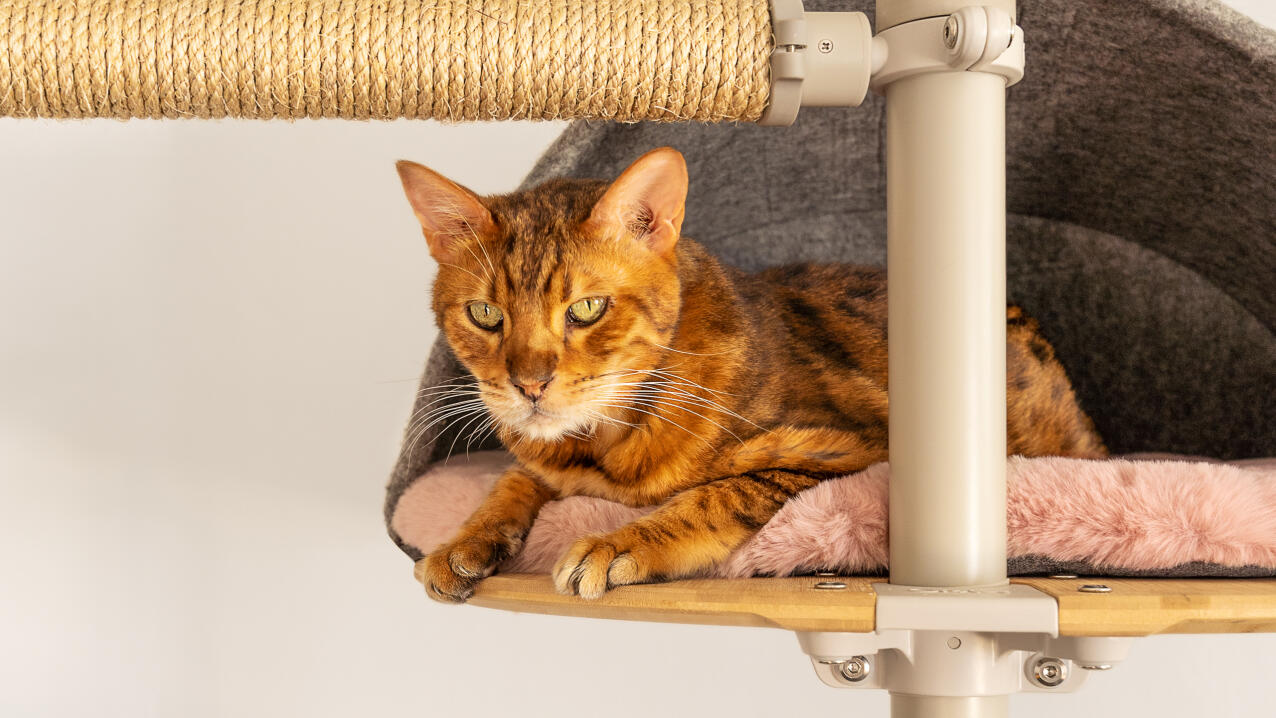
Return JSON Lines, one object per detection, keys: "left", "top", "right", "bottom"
{"left": 512, "top": 375, "right": 554, "bottom": 402}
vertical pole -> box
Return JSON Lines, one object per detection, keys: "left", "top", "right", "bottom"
{"left": 892, "top": 696, "right": 1010, "bottom": 718}
{"left": 885, "top": 70, "right": 1008, "bottom": 589}
{"left": 878, "top": 1, "right": 1014, "bottom": 714}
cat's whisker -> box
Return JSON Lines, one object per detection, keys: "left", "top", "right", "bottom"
{"left": 644, "top": 367, "right": 740, "bottom": 397}
{"left": 407, "top": 400, "right": 484, "bottom": 440}
{"left": 633, "top": 384, "right": 770, "bottom": 433}
{"left": 588, "top": 400, "right": 716, "bottom": 451}
{"left": 404, "top": 403, "right": 484, "bottom": 456}
{"left": 583, "top": 408, "right": 641, "bottom": 430}
{"left": 470, "top": 236, "right": 499, "bottom": 286}
{"left": 462, "top": 223, "right": 497, "bottom": 282}
{"left": 404, "top": 399, "right": 489, "bottom": 457}
{"left": 613, "top": 392, "right": 745, "bottom": 445}
{"left": 467, "top": 416, "right": 500, "bottom": 454}
{"left": 407, "top": 389, "right": 484, "bottom": 423}
{"left": 652, "top": 341, "right": 733, "bottom": 357}
{"left": 437, "top": 261, "right": 488, "bottom": 288}
{"left": 443, "top": 405, "right": 494, "bottom": 463}
{"left": 593, "top": 378, "right": 762, "bottom": 431}
{"left": 413, "top": 384, "right": 482, "bottom": 400}
{"left": 418, "top": 375, "right": 482, "bottom": 388}
{"left": 415, "top": 378, "right": 483, "bottom": 397}
{"left": 601, "top": 367, "right": 739, "bottom": 399}
{"left": 613, "top": 388, "right": 738, "bottom": 417}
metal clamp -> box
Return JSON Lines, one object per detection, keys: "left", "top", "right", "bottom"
{"left": 797, "top": 584, "right": 1133, "bottom": 697}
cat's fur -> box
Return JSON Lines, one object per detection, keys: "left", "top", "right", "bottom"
{"left": 396, "top": 147, "right": 1106, "bottom": 602}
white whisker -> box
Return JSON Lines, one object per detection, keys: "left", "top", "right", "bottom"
{"left": 587, "top": 400, "right": 716, "bottom": 450}
{"left": 653, "top": 342, "right": 733, "bottom": 357}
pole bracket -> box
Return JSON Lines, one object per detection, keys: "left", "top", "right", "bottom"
{"left": 759, "top": 0, "right": 878, "bottom": 125}
{"left": 870, "top": 7, "right": 1025, "bottom": 92}
{"left": 761, "top": 4, "right": 1023, "bottom": 124}
{"left": 797, "top": 584, "right": 1134, "bottom": 698}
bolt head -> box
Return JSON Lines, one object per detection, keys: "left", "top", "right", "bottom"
{"left": 943, "top": 16, "right": 960, "bottom": 49}
{"left": 1031, "top": 657, "right": 1069, "bottom": 688}
{"left": 839, "top": 656, "right": 871, "bottom": 683}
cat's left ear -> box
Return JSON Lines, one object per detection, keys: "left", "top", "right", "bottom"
{"left": 585, "top": 147, "right": 688, "bottom": 256}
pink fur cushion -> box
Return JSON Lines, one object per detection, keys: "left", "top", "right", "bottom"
{"left": 390, "top": 452, "right": 1276, "bottom": 577}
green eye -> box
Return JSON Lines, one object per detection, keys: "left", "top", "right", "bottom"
{"left": 567, "top": 297, "right": 608, "bottom": 325}
{"left": 466, "top": 302, "right": 503, "bottom": 330}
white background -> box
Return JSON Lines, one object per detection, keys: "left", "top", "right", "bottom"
{"left": 2, "top": 2, "right": 1272, "bottom": 716}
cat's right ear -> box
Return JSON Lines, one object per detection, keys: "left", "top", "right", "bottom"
{"left": 395, "top": 161, "right": 495, "bottom": 264}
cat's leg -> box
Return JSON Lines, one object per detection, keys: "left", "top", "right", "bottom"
{"left": 422, "top": 465, "right": 557, "bottom": 603}
{"left": 552, "top": 468, "right": 822, "bottom": 599}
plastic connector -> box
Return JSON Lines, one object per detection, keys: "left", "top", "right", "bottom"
{"left": 759, "top": 0, "right": 875, "bottom": 125}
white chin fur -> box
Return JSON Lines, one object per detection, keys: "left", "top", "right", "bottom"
{"left": 500, "top": 406, "right": 594, "bottom": 442}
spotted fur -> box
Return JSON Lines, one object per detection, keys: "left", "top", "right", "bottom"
{"left": 397, "top": 148, "right": 1106, "bottom": 602}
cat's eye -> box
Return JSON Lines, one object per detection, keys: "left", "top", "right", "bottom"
{"left": 567, "top": 297, "right": 608, "bottom": 325}
{"left": 466, "top": 302, "right": 503, "bottom": 330}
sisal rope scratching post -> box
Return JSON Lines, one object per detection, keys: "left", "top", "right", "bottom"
{"left": 0, "top": 0, "right": 772, "bottom": 121}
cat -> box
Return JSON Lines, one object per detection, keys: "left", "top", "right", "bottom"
{"left": 395, "top": 147, "right": 1106, "bottom": 603}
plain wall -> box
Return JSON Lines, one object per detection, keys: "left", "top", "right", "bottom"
{"left": 3, "top": 2, "right": 1273, "bottom": 715}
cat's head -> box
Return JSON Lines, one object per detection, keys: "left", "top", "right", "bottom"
{"left": 396, "top": 148, "right": 689, "bottom": 442}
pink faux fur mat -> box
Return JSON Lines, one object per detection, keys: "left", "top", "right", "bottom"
{"left": 390, "top": 452, "right": 1276, "bottom": 577}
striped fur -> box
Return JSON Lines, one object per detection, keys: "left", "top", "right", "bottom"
{"left": 397, "top": 148, "right": 1105, "bottom": 602}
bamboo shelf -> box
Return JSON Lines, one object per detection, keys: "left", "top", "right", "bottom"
{"left": 413, "top": 567, "right": 1276, "bottom": 637}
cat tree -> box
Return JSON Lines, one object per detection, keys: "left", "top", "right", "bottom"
{"left": 5, "top": 0, "right": 1273, "bottom": 715}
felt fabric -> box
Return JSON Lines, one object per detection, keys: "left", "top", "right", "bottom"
{"left": 385, "top": 0, "right": 1276, "bottom": 574}
{"left": 390, "top": 452, "right": 1276, "bottom": 578}
{"left": 393, "top": 454, "right": 1276, "bottom": 578}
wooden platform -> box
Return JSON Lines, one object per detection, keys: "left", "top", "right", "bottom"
{"left": 414, "top": 566, "right": 1276, "bottom": 636}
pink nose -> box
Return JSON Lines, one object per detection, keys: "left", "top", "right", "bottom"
{"left": 512, "top": 376, "right": 552, "bottom": 401}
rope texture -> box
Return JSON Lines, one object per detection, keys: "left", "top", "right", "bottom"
{"left": 0, "top": 0, "right": 773, "bottom": 121}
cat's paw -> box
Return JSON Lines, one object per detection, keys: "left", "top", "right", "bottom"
{"left": 552, "top": 535, "right": 648, "bottom": 600}
{"left": 421, "top": 532, "right": 520, "bottom": 604}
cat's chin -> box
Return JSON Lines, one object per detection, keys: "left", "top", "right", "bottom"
{"left": 507, "top": 407, "right": 594, "bottom": 443}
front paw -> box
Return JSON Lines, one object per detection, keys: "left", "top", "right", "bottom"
{"left": 552, "top": 535, "right": 648, "bottom": 600}
{"left": 422, "top": 533, "right": 520, "bottom": 604}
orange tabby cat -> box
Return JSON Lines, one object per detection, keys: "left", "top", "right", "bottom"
{"left": 396, "top": 147, "right": 1105, "bottom": 603}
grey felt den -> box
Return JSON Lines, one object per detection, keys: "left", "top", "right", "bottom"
{"left": 386, "top": 0, "right": 1276, "bottom": 577}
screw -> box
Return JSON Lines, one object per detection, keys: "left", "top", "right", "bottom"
{"left": 1031, "top": 656, "right": 1069, "bottom": 688}
{"left": 943, "top": 16, "right": 959, "bottom": 49}
{"left": 839, "top": 656, "right": 872, "bottom": 682}
{"left": 818, "top": 39, "right": 834, "bottom": 54}
{"left": 1078, "top": 584, "right": 1112, "bottom": 593}
{"left": 946, "top": 636, "right": 962, "bottom": 650}
{"left": 815, "top": 581, "right": 847, "bottom": 590}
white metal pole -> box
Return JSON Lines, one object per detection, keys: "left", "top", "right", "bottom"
{"left": 885, "top": 69, "right": 1009, "bottom": 590}
{"left": 892, "top": 695, "right": 1010, "bottom": 718}
{"left": 878, "top": 1, "right": 1013, "bottom": 713}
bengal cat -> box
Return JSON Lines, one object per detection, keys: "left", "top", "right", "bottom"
{"left": 396, "top": 147, "right": 1105, "bottom": 603}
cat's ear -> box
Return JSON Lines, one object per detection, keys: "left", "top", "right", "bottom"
{"left": 585, "top": 147, "right": 688, "bottom": 256}
{"left": 395, "top": 160, "right": 496, "bottom": 264}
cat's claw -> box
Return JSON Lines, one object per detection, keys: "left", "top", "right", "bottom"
{"left": 421, "top": 534, "right": 514, "bottom": 603}
{"left": 552, "top": 536, "right": 645, "bottom": 600}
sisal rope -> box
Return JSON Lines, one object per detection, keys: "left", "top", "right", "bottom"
{"left": 0, "top": 0, "right": 773, "bottom": 121}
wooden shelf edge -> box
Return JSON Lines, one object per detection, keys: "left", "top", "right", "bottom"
{"left": 414, "top": 564, "right": 1276, "bottom": 637}
{"left": 1016, "top": 577, "right": 1276, "bottom": 637}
